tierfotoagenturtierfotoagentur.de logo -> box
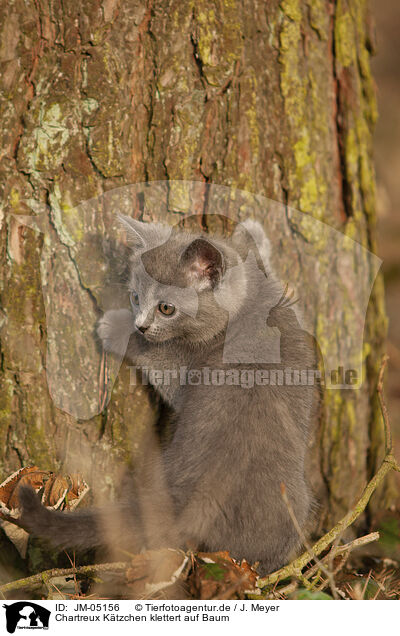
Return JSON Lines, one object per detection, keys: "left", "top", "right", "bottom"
{"left": 127, "top": 365, "right": 359, "bottom": 388}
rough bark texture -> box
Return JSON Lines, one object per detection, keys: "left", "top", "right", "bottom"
{"left": 0, "top": 0, "right": 390, "bottom": 545}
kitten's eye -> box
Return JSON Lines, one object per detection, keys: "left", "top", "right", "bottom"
{"left": 130, "top": 291, "right": 139, "bottom": 307}
{"left": 158, "top": 302, "right": 175, "bottom": 316}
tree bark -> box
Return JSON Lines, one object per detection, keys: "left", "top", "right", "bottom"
{"left": 0, "top": 0, "right": 390, "bottom": 546}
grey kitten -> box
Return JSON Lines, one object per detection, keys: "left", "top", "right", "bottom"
{"left": 19, "top": 216, "right": 320, "bottom": 574}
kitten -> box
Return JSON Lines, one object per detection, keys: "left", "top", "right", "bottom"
{"left": 19, "top": 216, "right": 320, "bottom": 574}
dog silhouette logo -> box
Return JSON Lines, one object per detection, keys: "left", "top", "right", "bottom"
{"left": 3, "top": 602, "right": 50, "bottom": 633}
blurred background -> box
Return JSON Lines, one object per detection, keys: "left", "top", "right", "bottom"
{"left": 372, "top": 0, "right": 400, "bottom": 459}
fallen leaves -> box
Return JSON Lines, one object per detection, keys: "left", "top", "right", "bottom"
{"left": 188, "top": 551, "right": 259, "bottom": 599}
{"left": 0, "top": 466, "right": 89, "bottom": 514}
{"left": 0, "top": 466, "right": 89, "bottom": 557}
{"left": 125, "top": 550, "right": 259, "bottom": 600}
{"left": 125, "top": 548, "right": 190, "bottom": 598}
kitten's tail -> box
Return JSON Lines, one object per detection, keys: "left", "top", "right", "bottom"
{"left": 18, "top": 486, "right": 137, "bottom": 551}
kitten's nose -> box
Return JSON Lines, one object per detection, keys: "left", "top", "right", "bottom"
{"left": 137, "top": 325, "right": 148, "bottom": 334}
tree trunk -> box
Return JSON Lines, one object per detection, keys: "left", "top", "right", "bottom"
{"left": 0, "top": 0, "right": 390, "bottom": 549}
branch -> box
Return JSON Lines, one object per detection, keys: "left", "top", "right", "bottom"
{"left": 305, "top": 532, "right": 380, "bottom": 592}
{"left": 280, "top": 482, "right": 340, "bottom": 599}
{"left": 0, "top": 561, "right": 129, "bottom": 596}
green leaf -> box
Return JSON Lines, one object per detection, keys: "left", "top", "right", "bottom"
{"left": 200, "top": 562, "right": 226, "bottom": 581}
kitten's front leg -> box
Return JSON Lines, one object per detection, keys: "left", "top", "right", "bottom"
{"left": 97, "top": 308, "right": 151, "bottom": 365}
{"left": 97, "top": 309, "right": 138, "bottom": 358}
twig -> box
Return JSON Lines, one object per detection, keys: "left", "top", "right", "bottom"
{"left": 312, "top": 533, "right": 380, "bottom": 595}
{"left": 64, "top": 550, "right": 79, "bottom": 597}
{"left": 280, "top": 482, "right": 339, "bottom": 599}
{"left": 258, "top": 456, "right": 398, "bottom": 589}
{"left": 0, "top": 561, "right": 129, "bottom": 596}
{"left": 261, "top": 532, "right": 380, "bottom": 599}
{"left": 377, "top": 354, "right": 391, "bottom": 453}
{"left": 361, "top": 570, "right": 372, "bottom": 600}
{"left": 99, "top": 351, "right": 109, "bottom": 413}
{"left": 328, "top": 531, "right": 380, "bottom": 558}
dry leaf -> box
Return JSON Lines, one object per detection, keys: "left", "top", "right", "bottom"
{"left": 0, "top": 466, "right": 89, "bottom": 557}
{"left": 0, "top": 467, "right": 47, "bottom": 515}
{"left": 0, "top": 466, "right": 89, "bottom": 515}
{"left": 126, "top": 548, "right": 189, "bottom": 598}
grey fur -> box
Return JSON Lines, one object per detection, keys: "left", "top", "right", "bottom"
{"left": 19, "top": 218, "right": 320, "bottom": 574}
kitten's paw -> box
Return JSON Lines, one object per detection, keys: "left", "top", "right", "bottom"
{"left": 97, "top": 309, "right": 135, "bottom": 357}
{"left": 18, "top": 485, "right": 42, "bottom": 516}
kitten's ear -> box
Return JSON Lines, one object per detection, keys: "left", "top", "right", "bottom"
{"left": 118, "top": 215, "right": 170, "bottom": 249}
{"left": 181, "top": 238, "right": 225, "bottom": 290}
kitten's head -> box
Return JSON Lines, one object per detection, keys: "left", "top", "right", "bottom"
{"left": 119, "top": 216, "right": 266, "bottom": 345}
